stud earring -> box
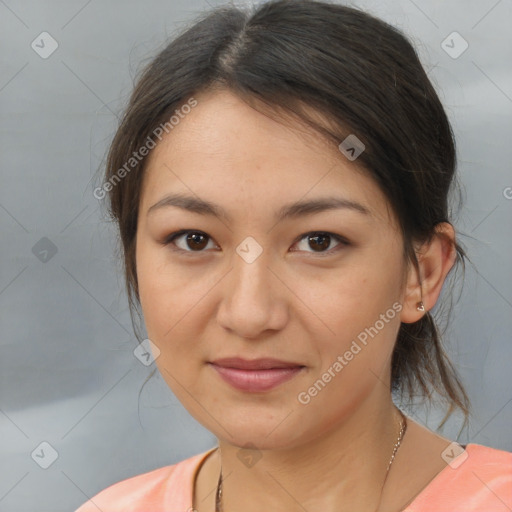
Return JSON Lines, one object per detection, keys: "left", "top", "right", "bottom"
{"left": 416, "top": 301, "right": 425, "bottom": 312}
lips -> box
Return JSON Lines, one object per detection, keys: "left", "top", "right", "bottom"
{"left": 208, "top": 357, "right": 305, "bottom": 392}
{"left": 210, "top": 357, "right": 304, "bottom": 370}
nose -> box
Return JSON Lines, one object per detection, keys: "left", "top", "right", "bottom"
{"left": 216, "top": 248, "right": 289, "bottom": 339}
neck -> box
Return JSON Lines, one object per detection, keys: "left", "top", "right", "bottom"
{"left": 214, "top": 396, "right": 404, "bottom": 512}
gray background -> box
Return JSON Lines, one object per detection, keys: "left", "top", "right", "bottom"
{"left": 0, "top": 0, "right": 511, "bottom": 511}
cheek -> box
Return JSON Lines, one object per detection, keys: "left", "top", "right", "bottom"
{"left": 136, "top": 239, "right": 183, "bottom": 351}
{"left": 298, "top": 297, "right": 401, "bottom": 419}
{"left": 315, "top": 264, "right": 398, "bottom": 333}
{"left": 304, "top": 254, "right": 403, "bottom": 375}
{"left": 135, "top": 239, "right": 216, "bottom": 364}
{"left": 136, "top": 246, "right": 209, "bottom": 402}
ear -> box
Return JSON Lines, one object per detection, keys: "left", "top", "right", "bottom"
{"left": 400, "top": 222, "right": 458, "bottom": 324}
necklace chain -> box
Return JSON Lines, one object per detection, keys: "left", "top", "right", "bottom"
{"left": 214, "top": 410, "right": 407, "bottom": 512}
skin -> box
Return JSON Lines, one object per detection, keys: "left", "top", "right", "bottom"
{"left": 135, "top": 89, "right": 458, "bottom": 512}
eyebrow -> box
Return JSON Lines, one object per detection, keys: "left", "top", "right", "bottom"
{"left": 147, "top": 193, "right": 371, "bottom": 223}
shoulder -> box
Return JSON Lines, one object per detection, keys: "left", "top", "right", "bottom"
{"left": 406, "top": 443, "right": 512, "bottom": 512}
{"left": 74, "top": 447, "right": 217, "bottom": 512}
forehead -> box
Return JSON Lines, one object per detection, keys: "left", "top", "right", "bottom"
{"left": 150, "top": 89, "right": 336, "bottom": 163}
{"left": 140, "top": 89, "right": 395, "bottom": 227}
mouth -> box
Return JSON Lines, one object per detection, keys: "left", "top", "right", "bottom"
{"left": 210, "top": 357, "right": 305, "bottom": 370}
{"left": 208, "top": 357, "right": 306, "bottom": 392}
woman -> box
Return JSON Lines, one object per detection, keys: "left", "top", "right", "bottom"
{"left": 77, "top": 1, "right": 512, "bottom": 511}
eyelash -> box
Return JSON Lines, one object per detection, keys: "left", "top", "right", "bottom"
{"left": 162, "top": 230, "right": 349, "bottom": 257}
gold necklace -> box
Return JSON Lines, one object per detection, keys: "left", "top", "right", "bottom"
{"left": 214, "top": 410, "right": 407, "bottom": 512}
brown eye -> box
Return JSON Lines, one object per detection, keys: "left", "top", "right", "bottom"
{"left": 185, "top": 232, "right": 209, "bottom": 250}
{"left": 308, "top": 233, "right": 331, "bottom": 251}
{"left": 164, "top": 230, "right": 216, "bottom": 252}
{"left": 292, "top": 231, "right": 348, "bottom": 255}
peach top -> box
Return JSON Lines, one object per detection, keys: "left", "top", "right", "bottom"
{"left": 75, "top": 443, "right": 512, "bottom": 511}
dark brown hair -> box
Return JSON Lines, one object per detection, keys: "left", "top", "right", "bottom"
{"left": 99, "top": 0, "right": 470, "bottom": 429}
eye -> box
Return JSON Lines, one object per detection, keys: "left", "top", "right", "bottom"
{"left": 163, "top": 230, "right": 217, "bottom": 254}
{"left": 163, "top": 230, "right": 348, "bottom": 256}
{"left": 291, "top": 231, "right": 348, "bottom": 255}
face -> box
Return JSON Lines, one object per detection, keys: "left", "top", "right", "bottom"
{"left": 135, "top": 89, "right": 409, "bottom": 449}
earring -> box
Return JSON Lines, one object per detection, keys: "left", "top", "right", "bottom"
{"left": 416, "top": 301, "right": 425, "bottom": 312}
